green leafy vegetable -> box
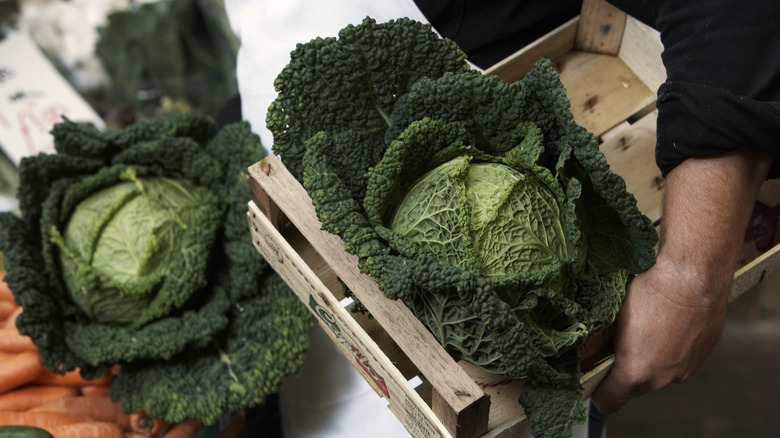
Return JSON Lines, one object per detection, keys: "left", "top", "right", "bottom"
{"left": 0, "top": 112, "right": 311, "bottom": 424}
{"left": 96, "top": 0, "right": 239, "bottom": 116}
{"left": 269, "top": 17, "right": 658, "bottom": 438}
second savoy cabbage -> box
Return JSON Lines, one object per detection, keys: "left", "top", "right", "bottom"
{"left": 268, "top": 17, "right": 658, "bottom": 438}
{"left": 0, "top": 112, "right": 311, "bottom": 424}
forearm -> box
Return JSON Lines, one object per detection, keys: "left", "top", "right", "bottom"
{"left": 589, "top": 147, "right": 773, "bottom": 413}
{"left": 656, "top": 146, "right": 773, "bottom": 305}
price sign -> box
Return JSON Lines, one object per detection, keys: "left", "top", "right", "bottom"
{"left": 0, "top": 31, "right": 104, "bottom": 166}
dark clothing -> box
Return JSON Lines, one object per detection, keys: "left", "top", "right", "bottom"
{"left": 413, "top": 0, "right": 780, "bottom": 178}
{"left": 636, "top": 0, "right": 780, "bottom": 177}
{"left": 413, "top": 0, "right": 581, "bottom": 68}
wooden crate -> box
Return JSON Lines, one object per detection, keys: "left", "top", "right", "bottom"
{"left": 246, "top": 1, "right": 780, "bottom": 437}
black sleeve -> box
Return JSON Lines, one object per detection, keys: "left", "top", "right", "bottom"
{"left": 414, "top": 0, "right": 580, "bottom": 69}
{"left": 611, "top": 0, "right": 780, "bottom": 177}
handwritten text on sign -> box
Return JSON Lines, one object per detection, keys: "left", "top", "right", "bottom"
{"left": 0, "top": 31, "right": 104, "bottom": 166}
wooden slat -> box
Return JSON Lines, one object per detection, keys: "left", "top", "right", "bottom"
{"left": 731, "top": 244, "right": 780, "bottom": 302}
{"left": 598, "top": 111, "right": 664, "bottom": 223}
{"left": 248, "top": 155, "right": 490, "bottom": 438}
{"left": 618, "top": 16, "right": 665, "bottom": 94}
{"left": 458, "top": 362, "right": 526, "bottom": 437}
{"left": 484, "top": 17, "right": 578, "bottom": 83}
{"left": 574, "top": 0, "right": 627, "bottom": 55}
{"left": 557, "top": 51, "right": 656, "bottom": 137}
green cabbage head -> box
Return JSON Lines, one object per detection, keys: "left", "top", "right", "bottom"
{"left": 54, "top": 171, "right": 220, "bottom": 326}
{"left": 390, "top": 156, "right": 572, "bottom": 282}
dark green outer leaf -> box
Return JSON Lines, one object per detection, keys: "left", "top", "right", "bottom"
{"left": 268, "top": 16, "right": 470, "bottom": 180}
{"left": 303, "top": 131, "right": 389, "bottom": 264}
{"left": 110, "top": 274, "right": 311, "bottom": 424}
{"left": 0, "top": 213, "right": 108, "bottom": 379}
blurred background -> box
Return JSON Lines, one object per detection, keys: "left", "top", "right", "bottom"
{"left": 0, "top": 0, "right": 240, "bottom": 213}
{"left": 0, "top": 1, "right": 778, "bottom": 437}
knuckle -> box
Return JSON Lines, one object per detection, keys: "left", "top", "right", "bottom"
{"left": 617, "top": 362, "right": 677, "bottom": 395}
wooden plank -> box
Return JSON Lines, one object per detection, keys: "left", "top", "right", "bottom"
{"left": 598, "top": 111, "right": 664, "bottom": 223}
{"left": 618, "top": 16, "right": 665, "bottom": 94}
{"left": 557, "top": 51, "right": 656, "bottom": 137}
{"left": 248, "top": 155, "right": 490, "bottom": 438}
{"left": 249, "top": 159, "right": 287, "bottom": 231}
{"left": 484, "top": 17, "right": 578, "bottom": 83}
{"left": 458, "top": 362, "right": 525, "bottom": 435}
{"left": 731, "top": 244, "right": 780, "bottom": 302}
{"left": 248, "top": 201, "right": 453, "bottom": 437}
{"left": 757, "top": 179, "right": 780, "bottom": 206}
{"left": 574, "top": 0, "right": 627, "bottom": 55}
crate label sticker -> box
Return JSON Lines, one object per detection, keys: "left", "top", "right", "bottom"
{"left": 350, "top": 344, "right": 389, "bottom": 399}
{"left": 308, "top": 294, "right": 390, "bottom": 398}
{"left": 0, "top": 31, "right": 104, "bottom": 166}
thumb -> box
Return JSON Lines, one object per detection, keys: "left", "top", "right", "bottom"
{"left": 590, "top": 360, "right": 647, "bottom": 414}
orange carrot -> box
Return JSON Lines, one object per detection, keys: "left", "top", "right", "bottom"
{"left": 31, "top": 395, "right": 131, "bottom": 431}
{"left": 49, "top": 421, "right": 123, "bottom": 438}
{"left": 0, "top": 327, "right": 37, "bottom": 353}
{"left": 0, "top": 385, "right": 79, "bottom": 411}
{"left": 0, "top": 300, "right": 18, "bottom": 321}
{"left": 0, "top": 350, "right": 43, "bottom": 393}
{"left": 0, "top": 411, "right": 92, "bottom": 428}
{"left": 130, "top": 412, "right": 170, "bottom": 437}
{"left": 2, "top": 305, "right": 23, "bottom": 329}
{"left": 34, "top": 368, "right": 112, "bottom": 387}
{"left": 161, "top": 419, "right": 202, "bottom": 438}
{"left": 0, "top": 272, "right": 13, "bottom": 302}
{"left": 80, "top": 385, "right": 112, "bottom": 397}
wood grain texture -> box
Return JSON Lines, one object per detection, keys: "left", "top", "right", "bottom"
{"left": 575, "top": 0, "right": 627, "bottom": 55}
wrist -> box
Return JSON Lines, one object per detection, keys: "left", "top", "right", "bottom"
{"left": 649, "top": 252, "right": 732, "bottom": 309}
{"left": 651, "top": 147, "right": 773, "bottom": 308}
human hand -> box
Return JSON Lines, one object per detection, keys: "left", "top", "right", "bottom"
{"left": 580, "top": 146, "right": 772, "bottom": 414}
{"left": 581, "top": 256, "right": 730, "bottom": 414}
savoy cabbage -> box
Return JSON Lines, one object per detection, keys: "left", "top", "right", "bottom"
{"left": 269, "top": 17, "right": 658, "bottom": 438}
{"left": 0, "top": 112, "right": 311, "bottom": 424}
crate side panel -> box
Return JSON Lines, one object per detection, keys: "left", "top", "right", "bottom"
{"left": 732, "top": 244, "right": 780, "bottom": 301}
{"left": 617, "top": 16, "right": 665, "bottom": 94}
{"left": 458, "top": 362, "right": 525, "bottom": 434}
{"left": 248, "top": 202, "right": 452, "bottom": 438}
